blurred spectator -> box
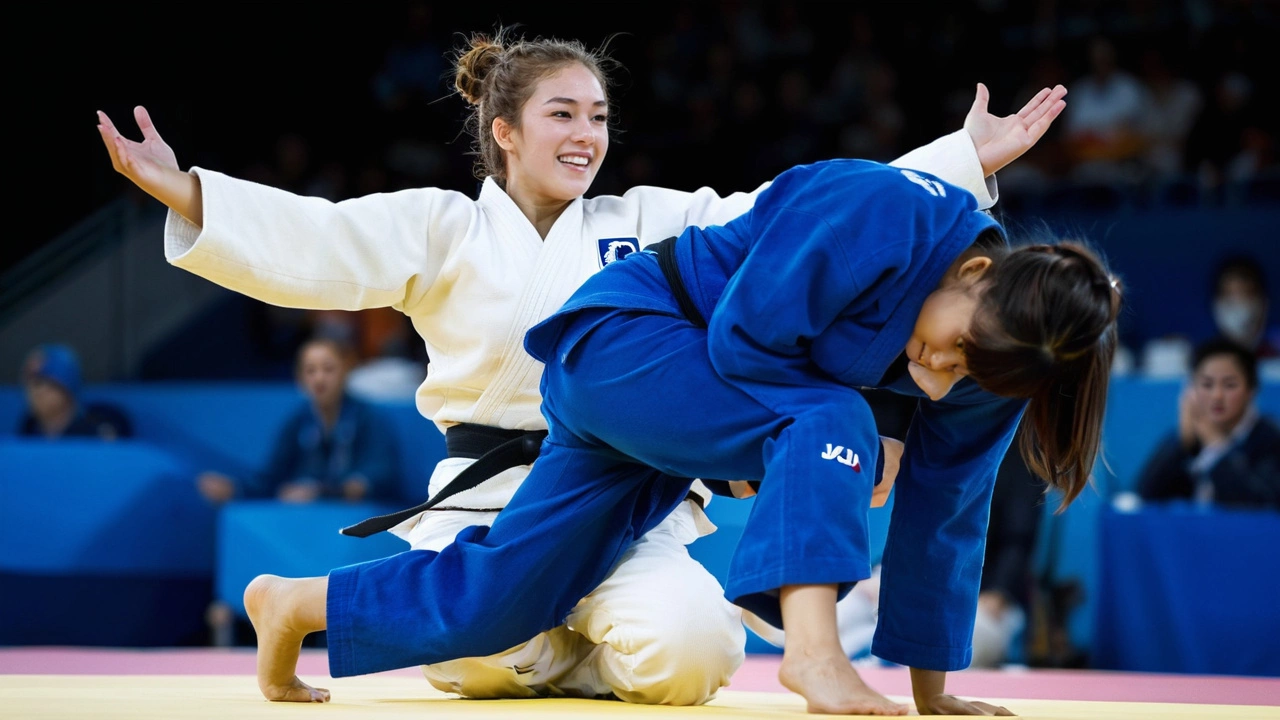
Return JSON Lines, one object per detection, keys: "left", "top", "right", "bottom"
{"left": 197, "top": 337, "right": 402, "bottom": 504}
{"left": 346, "top": 308, "right": 428, "bottom": 402}
{"left": 1061, "top": 36, "right": 1146, "bottom": 184}
{"left": 1185, "top": 70, "right": 1261, "bottom": 195}
{"left": 1135, "top": 47, "right": 1202, "bottom": 179}
{"left": 16, "top": 344, "right": 131, "bottom": 441}
{"left": 1208, "top": 254, "right": 1279, "bottom": 361}
{"left": 1135, "top": 338, "right": 1280, "bottom": 510}
{"left": 1141, "top": 253, "right": 1279, "bottom": 380}
{"left": 369, "top": 0, "right": 445, "bottom": 115}
{"left": 1000, "top": 54, "right": 1074, "bottom": 197}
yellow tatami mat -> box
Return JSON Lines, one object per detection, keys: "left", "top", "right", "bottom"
{"left": 3, "top": 675, "right": 1276, "bottom": 720}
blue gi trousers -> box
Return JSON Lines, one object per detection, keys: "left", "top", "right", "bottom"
{"left": 327, "top": 310, "right": 881, "bottom": 677}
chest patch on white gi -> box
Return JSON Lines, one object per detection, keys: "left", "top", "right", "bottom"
{"left": 598, "top": 237, "right": 639, "bottom": 267}
{"left": 822, "top": 444, "right": 862, "bottom": 472}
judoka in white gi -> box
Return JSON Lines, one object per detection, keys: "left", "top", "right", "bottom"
{"left": 97, "top": 28, "right": 1071, "bottom": 708}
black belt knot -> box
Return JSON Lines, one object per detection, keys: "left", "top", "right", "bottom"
{"left": 340, "top": 423, "right": 547, "bottom": 538}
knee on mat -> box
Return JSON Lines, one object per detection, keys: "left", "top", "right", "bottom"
{"left": 605, "top": 614, "right": 746, "bottom": 706}
{"left": 421, "top": 657, "right": 542, "bottom": 700}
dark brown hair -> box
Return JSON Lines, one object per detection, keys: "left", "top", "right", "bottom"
{"left": 295, "top": 336, "right": 356, "bottom": 377}
{"left": 1193, "top": 336, "right": 1259, "bottom": 389}
{"left": 452, "top": 27, "right": 620, "bottom": 186}
{"left": 964, "top": 239, "right": 1123, "bottom": 511}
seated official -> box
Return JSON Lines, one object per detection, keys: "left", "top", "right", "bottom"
{"left": 1136, "top": 337, "right": 1280, "bottom": 510}
{"left": 198, "top": 337, "right": 402, "bottom": 504}
{"left": 16, "top": 343, "right": 132, "bottom": 441}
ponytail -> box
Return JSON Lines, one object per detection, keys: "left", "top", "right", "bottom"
{"left": 965, "top": 241, "right": 1123, "bottom": 510}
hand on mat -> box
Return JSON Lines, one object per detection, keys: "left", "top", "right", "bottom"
{"left": 872, "top": 437, "right": 903, "bottom": 508}
{"left": 919, "top": 693, "right": 1015, "bottom": 716}
{"left": 965, "top": 82, "right": 1067, "bottom": 177}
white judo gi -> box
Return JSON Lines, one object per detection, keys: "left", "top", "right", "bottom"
{"left": 162, "top": 129, "right": 995, "bottom": 704}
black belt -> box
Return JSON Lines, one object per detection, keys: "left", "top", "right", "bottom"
{"left": 340, "top": 423, "right": 547, "bottom": 538}
{"left": 653, "top": 235, "right": 707, "bottom": 329}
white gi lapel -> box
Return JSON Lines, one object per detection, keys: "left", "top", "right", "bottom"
{"left": 470, "top": 181, "right": 594, "bottom": 427}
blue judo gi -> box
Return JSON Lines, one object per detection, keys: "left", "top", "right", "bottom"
{"left": 326, "top": 159, "right": 1026, "bottom": 677}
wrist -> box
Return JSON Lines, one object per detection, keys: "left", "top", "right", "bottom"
{"left": 909, "top": 667, "right": 946, "bottom": 709}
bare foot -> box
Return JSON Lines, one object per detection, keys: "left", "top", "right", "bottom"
{"left": 244, "top": 574, "right": 330, "bottom": 702}
{"left": 779, "top": 651, "right": 908, "bottom": 715}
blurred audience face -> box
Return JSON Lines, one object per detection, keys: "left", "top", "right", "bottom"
{"left": 24, "top": 377, "right": 74, "bottom": 425}
{"left": 499, "top": 63, "right": 609, "bottom": 205}
{"left": 1214, "top": 269, "right": 1268, "bottom": 347}
{"left": 1191, "top": 352, "right": 1254, "bottom": 434}
{"left": 1088, "top": 37, "right": 1118, "bottom": 80}
{"left": 297, "top": 340, "right": 350, "bottom": 411}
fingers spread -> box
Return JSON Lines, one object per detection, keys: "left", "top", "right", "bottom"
{"left": 96, "top": 110, "right": 118, "bottom": 133}
{"left": 1016, "top": 87, "right": 1051, "bottom": 118}
{"left": 135, "top": 105, "right": 159, "bottom": 140}
{"left": 1026, "top": 99, "right": 1067, "bottom": 141}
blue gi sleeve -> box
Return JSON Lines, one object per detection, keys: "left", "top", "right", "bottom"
{"left": 871, "top": 382, "right": 1027, "bottom": 671}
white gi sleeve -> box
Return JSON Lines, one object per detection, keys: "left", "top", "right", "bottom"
{"left": 163, "top": 168, "right": 474, "bottom": 311}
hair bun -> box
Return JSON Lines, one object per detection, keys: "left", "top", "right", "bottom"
{"left": 454, "top": 37, "right": 504, "bottom": 105}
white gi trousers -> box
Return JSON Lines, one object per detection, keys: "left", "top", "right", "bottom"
{"left": 400, "top": 494, "right": 744, "bottom": 705}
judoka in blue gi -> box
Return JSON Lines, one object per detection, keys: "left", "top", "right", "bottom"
{"left": 245, "top": 160, "right": 1122, "bottom": 716}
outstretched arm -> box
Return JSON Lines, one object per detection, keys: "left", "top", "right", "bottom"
{"left": 97, "top": 106, "right": 203, "bottom": 225}
{"left": 965, "top": 82, "right": 1067, "bottom": 177}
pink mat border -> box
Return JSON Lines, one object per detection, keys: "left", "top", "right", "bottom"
{"left": 2, "top": 648, "right": 1276, "bottom": 707}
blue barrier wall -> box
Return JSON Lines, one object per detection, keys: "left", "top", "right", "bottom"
{"left": 2, "top": 378, "right": 1277, "bottom": 659}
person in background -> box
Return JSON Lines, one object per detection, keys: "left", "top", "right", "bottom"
{"left": 1136, "top": 337, "right": 1280, "bottom": 510}
{"left": 16, "top": 343, "right": 131, "bottom": 441}
{"left": 197, "top": 337, "right": 402, "bottom": 504}
{"left": 1209, "top": 254, "right": 1277, "bottom": 360}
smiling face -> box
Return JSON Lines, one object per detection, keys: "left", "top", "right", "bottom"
{"left": 1191, "top": 353, "right": 1254, "bottom": 432}
{"left": 497, "top": 63, "right": 609, "bottom": 207}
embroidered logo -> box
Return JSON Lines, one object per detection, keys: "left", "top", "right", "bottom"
{"left": 821, "top": 444, "right": 862, "bottom": 472}
{"left": 900, "top": 169, "right": 947, "bottom": 198}
{"left": 598, "top": 237, "right": 639, "bottom": 266}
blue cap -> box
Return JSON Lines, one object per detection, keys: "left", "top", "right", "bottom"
{"left": 22, "top": 344, "right": 82, "bottom": 397}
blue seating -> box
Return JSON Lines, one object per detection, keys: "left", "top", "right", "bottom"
{"left": 2, "top": 378, "right": 1277, "bottom": 659}
{"left": 0, "top": 438, "right": 215, "bottom": 646}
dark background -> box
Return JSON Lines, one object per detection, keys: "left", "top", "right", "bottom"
{"left": 19, "top": 0, "right": 1276, "bottom": 270}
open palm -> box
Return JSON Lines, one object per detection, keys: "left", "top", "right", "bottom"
{"left": 97, "top": 106, "right": 180, "bottom": 190}
{"left": 965, "top": 83, "right": 1067, "bottom": 177}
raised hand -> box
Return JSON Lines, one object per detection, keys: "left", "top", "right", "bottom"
{"left": 96, "top": 106, "right": 203, "bottom": 225}
{"left": 964, "top": 82, "right": 1068, "bottom": 177}
{"left": 98, "top": 107, "right": 179, "bottom": 185}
